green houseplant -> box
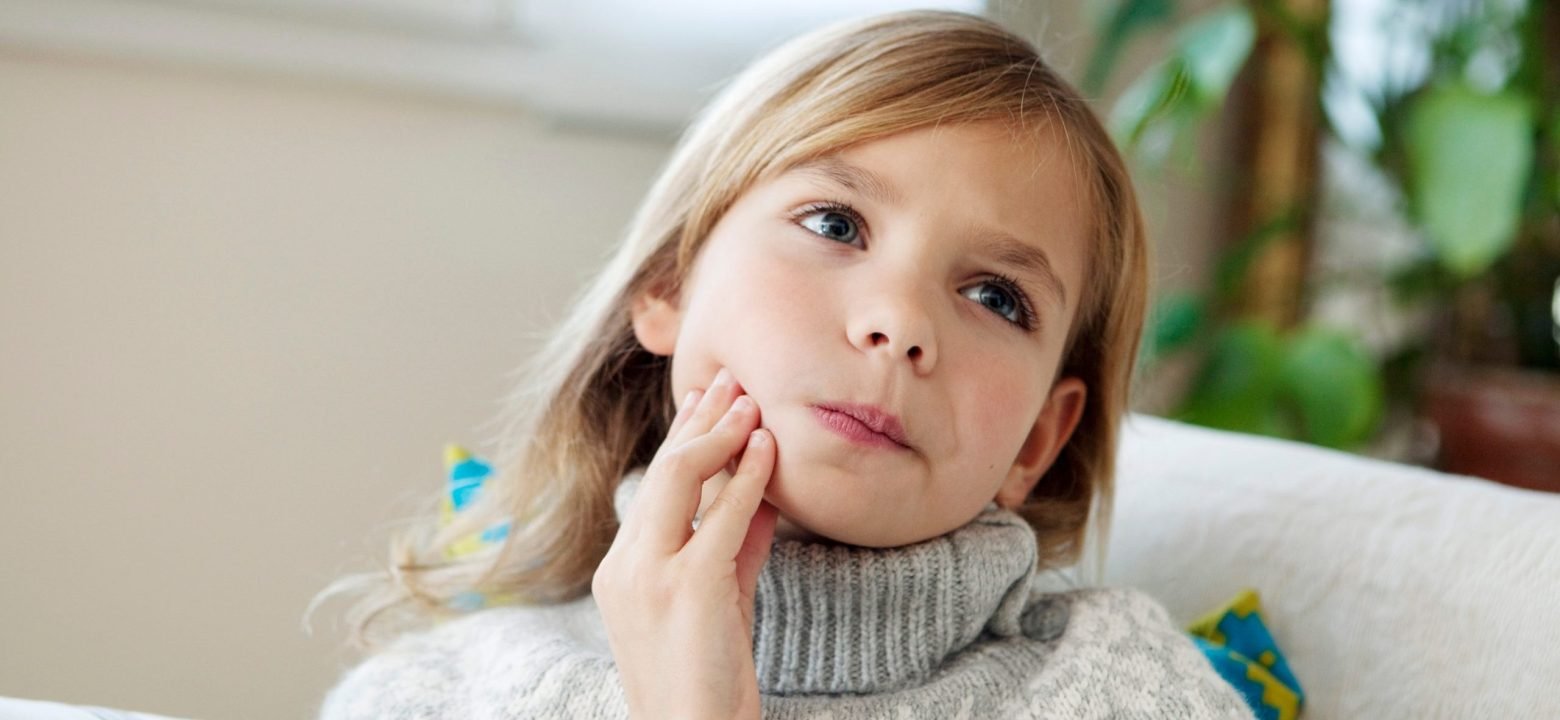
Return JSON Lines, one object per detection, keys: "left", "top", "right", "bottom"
{"left": 1091, "top": 0, "right": 1559, "bottom": 474}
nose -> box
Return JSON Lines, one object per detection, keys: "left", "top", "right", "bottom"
{"left": 847, "top": 275, "right": 938, "bottom": 374}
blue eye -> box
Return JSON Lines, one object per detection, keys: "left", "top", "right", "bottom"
{"left": 790, "top": 200, "right": 1040, "bottom": 332}
{"left": 962, "top": 278, "right": 1037, "bottom": 329}
{"left": 960, "top": 283, "right": 1023, "bottom": 321}
{"left": 796, "top": 204, "right": 861, "bottom": 245}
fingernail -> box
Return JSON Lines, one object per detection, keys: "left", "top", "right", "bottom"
{"left": 732, "top": 396, "right": 754, "bottom": 413}
{"left": 749, "top": 430, "right": 766, "bottom": 445}
{"left": 714, "top": 367, "right": 733, "bottom": 387}
{"left": 681, "top": 390, "right": 699, "bottom": 410}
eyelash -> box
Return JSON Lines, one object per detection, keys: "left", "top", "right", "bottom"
{"left": 788, "top": 199, "right": 1041, "bottom": 332}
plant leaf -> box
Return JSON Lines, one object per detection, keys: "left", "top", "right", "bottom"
{"left": 1148, "top": 289, "right": 1204, "bottom": 366}
{"left": 1177, "top": 4, "right": 1256, "bottom": 103}
{"left": 1109, "top": 57, "right": 1190, "bottom": 152}
{"left": 1174, "top": 319, "right": 1285, "bottom": 436}
{"left": 1084, "top": 0, "right": 1177, "bottom": 95}
{"left": 1552, "top": 109, "right": 1560, "bottom": 210}
{"left": 1109, "top": 4, "right": 1255, "bottom": 168}
{"left": 1276, "top": 326, "right": 1383, "bottom": 449}
{"left": 1404, "top": 82, "right": 1535, "bottom": 278}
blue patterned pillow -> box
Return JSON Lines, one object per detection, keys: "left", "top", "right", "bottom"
{"left": 439, "top": 444, "right": 512, "bottom": 610}
{"left": 1187, "top": 588, "right": 1304, "bottom": 719}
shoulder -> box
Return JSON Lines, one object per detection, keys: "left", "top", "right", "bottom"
{"left": 1038, "top": 585, "right": 1183, "bottom": 637}
{"left": 318, "top": 595, "right": 614, "bottom": 720}
{"left": 1014, "top": 586, "right": 1255, "bottom": 719}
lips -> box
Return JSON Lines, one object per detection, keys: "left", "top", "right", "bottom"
{"left": 811, "top": 401, "right": 910, "bottom": 449}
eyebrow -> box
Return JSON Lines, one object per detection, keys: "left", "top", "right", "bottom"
{"left": 792, "top": 155, "right": 905, "bottom": 207}
{"left": 791, "top": 154, "right": 1069, "bottom": 309}
{"left": 971, "top": 231, "right": 1068, "bottom": 310}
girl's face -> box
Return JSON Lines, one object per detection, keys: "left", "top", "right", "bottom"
{"left": 632, "top": 120, "right": 1089, "bottom": 548}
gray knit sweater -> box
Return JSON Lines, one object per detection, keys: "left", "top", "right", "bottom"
{"left": 319, "top": 474, "right": 1253, "bottom": 719}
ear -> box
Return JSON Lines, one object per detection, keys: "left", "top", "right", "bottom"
{"left": 630, "top": 282, "right": 682, "bottom": 357}
{"left": 993, "top": 376, "right": 1087, "bottom": 510}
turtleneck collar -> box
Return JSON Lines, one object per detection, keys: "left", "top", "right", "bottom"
{"left": 612, "top": 467, "right": 1042, "bottom": 696}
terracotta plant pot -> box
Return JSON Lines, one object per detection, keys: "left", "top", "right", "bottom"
{"left": 1422, "top": 362, "right": 1560, "bottom": 493}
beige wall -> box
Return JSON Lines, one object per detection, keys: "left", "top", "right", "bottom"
{"left": 0, "top": 10, "right": 1218, "bottom": 717}
{"left": 0, "top": 48, "right": 673, "bottom": 717}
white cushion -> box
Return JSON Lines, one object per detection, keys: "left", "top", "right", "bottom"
{"left": 1104, "top": 413, "right": 1560, "bottom": 718}
{"left": 0, "top": 696, "right": 188, "bottom": 720}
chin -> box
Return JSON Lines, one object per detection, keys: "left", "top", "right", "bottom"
{"left": 762, "top": 413, "right": 943, "bottom": 547}
{"left": 764, "top": 469, "right": 931, "bottom": 549}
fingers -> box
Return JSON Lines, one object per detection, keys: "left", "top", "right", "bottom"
{"left": 669, "top": 367, "right": 745, "bottom": 448}
{"left": 635, "top": 389, "right": 762, "bottom": 555}
{"left": 686, "top": 428, "right": 776, "bottom": 569}
{"left": 666, "top": 388, "right": 704, "bottom": 440}
{"left": 732, "top": 498, "right": 779, "bottom": 603}
{"left": 616, "top": 387, "right": 702, "bottom": 543}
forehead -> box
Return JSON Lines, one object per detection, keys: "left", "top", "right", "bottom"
{"left": 819, "top": 121, "right": 1090, "bottom": 208}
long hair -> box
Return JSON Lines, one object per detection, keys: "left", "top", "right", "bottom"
{"left": 308, "top": 8, "right": 1149, "bottom": 654}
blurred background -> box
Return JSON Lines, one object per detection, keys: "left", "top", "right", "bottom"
{"left": 0, "top": 0, "right": 1554, "bottom": 716}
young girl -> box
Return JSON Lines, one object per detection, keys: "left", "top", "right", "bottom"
{"left": 312, "top": 9, "right": 1253, "bottom": 719}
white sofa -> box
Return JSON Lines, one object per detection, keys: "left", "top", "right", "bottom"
{"left": 5, "top": 413, "right": 1556, "bottom": 718}
{"left": 1101, "top": 413, "right": 1560, "bottom": 718}
{"left": 0, "top": 697, "right": 184, "bottom": 720}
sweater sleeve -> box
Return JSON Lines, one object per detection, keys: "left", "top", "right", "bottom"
{"left": 1019, "top": 587, "right": 1257, "bottom": 720}
{"left": 317, "top": 599, "right": 630, "bottom": 720}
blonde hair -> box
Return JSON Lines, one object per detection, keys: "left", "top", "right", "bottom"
{"left": 308, "top": 8, "right": 1149, "bottom": 655}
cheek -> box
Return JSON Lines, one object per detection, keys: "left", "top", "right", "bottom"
{"left": 954, "top": 355, "right": 1047, "bottom": 466}
{"left": 722, "top": 241, "right": 830, "bottom": 338}
{"left": 671, "top": 239, "right": 819, "bottom": 389}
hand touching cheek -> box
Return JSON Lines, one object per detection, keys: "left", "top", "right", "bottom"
{"left": 592, "top": 367, "right": 778, "bottom": 720}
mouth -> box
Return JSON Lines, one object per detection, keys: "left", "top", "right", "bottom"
{"left": 810, "top": 402, "right": 911, "bottom": 451}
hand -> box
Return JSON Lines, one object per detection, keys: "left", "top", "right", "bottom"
{"left": 593, "top": 367, "right": 778, "bottom": 720}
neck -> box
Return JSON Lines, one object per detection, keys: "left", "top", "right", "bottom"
{"left": 772, "top": 515, "right": 829, "bottom": 544}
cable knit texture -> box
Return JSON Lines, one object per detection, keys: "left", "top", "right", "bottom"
{"left": 319, "top": 469, "right": 1254, "bottom": 719}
